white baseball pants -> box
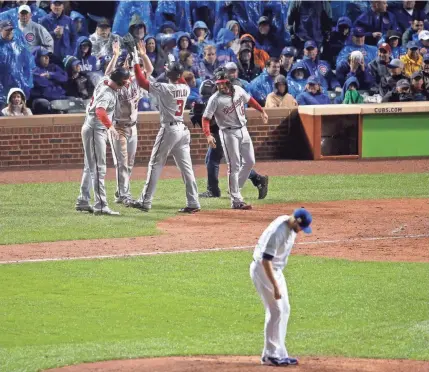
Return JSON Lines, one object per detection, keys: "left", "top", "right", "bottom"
{"left": 138, "top": 123, "right": 200, "bottom": 210}
{"left": 219, "top": 126, "right": 255, "bottom": 205}
{"left": 77, "top": 125, "right": 109, "bottom": 211}
{"left": 250, "top": 260, "right": 290, "bottom": 359}
{"left": 108, "top": 125, "right": 138, "bottom": 201}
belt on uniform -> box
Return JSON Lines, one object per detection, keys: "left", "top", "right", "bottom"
{"left": 114, "top": 121, "right": 136, "bottom": 128}
{"left": 224, "top": 126, "right": 243, "bottom": 130}
{"left": 170, "top": 121, "right": 184, "bottom": 126}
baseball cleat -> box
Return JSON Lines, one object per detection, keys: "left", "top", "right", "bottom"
{"left": 130, "top": 201, "right": 150, "bottom": 212}
{"left": 122, "top": 198, "right": 138, "bottom": 207}
{"left": 93, "top": 208, "right": 120, "bottom": 216}
{"left": 232, "top": 201, "right": 252, "bottom": 210}
{"left": 199, "top": 190, "right": 221, "bottom": 198}
{"left": 178, "top": 207, "right": 201, "bottom": 214}
{"left": 75, "top": 204, "right": 94, "bottom": 213}
{"left": 261, "top": 356, "right": 298, "bottom": 366}
{"left": 257, "top": 175, "right": 269, "bottom": 200}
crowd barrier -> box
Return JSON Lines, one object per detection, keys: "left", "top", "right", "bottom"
{"left": 0, "top": 103, "right": 428, "bottom": 169}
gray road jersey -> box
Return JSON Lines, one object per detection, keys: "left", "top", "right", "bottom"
{"left": 149, "top": 82, "right": 190, "bottom": 125}
{"left": 203, "top": 85, "right": 251, "bottom": 130}
{"left": 85, "top": 79, "right": 117, "bottom": 130}
{"left": 253, "top": 215, "right": 297, "bottom": 271}
{"left": 114, "top": 78, "right": 144, "bottom": 124}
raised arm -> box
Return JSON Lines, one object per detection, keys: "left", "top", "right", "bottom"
{"left": 137, "top": 40, "right": 154, "bottom": 77}
{"left": 104, "top": 40, "right": 121, "bottom": 76}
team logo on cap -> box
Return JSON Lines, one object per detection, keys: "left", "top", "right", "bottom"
{"left": 25, "top": 33, "right": 35, "bottom": 42}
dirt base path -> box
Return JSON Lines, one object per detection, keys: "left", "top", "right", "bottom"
{"left": 1, "top": 159, "right": 428, "bottom": 184}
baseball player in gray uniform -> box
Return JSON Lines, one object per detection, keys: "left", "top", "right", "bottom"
{"left": 130, "top": 54, "right": 200, "bottom": 213}
{"left": 103, "top": 41, "right": 154, "bottom": 206}
{"left": 250, "top": 208, "right": 312, "bottom": 366}
{"left": 202, "top": 70, "right": 269, "bottom": 210}
{"left": 75, "top": 67, "right": 130, "bottom": 215}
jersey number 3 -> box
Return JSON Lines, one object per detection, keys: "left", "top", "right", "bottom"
{"left": 175, "top": 99, "right": 184, "bottom": 116}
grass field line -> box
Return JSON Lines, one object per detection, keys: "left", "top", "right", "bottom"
{"left": 0, "top": 233, "right": 428, "bottom": 265}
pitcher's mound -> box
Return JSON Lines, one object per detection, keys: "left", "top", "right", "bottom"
{"left": 47, "top": 355, "right": 429, "bottom": 372}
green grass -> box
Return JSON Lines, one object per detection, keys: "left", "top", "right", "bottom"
{"left": 0, "top": 252, "right": 428, "bottom": 371}
{"left": 0, "top": 173, "right": 428, "bottom": 245}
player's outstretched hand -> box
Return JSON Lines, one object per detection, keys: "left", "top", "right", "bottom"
{"left": 261, "top": 110, "right": 269, "bottom": 125}
{"left": 132, "top": 47, "right": 140, "bottom": 66}
{"left": 112, "top": 40, "right": 120, "bottom": 57}
{"left": 207, "top": 135, "right": 216, "bottom": 149}
{"left": 137, "top": 40, "right": 146, "bottom": 56}
{"left": 109, "top": 126, "right": 120, "bottom": 140}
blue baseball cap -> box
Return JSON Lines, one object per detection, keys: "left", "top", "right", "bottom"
{"left": 406, "top": 40, "right": 419, "bottom": 50}
{"left": 307, "top": 75, "right": 320, "bottom": 85}
{"left": 0, "top": 20, "right": 14, "bottom": 31}
{"left": 294, "top": 208, "right": 312, "bottom": 234}
{"left": 281, "top": 46, "right": 296, "bottom": 57}
{"left": 51, "top": 0, "right": 63, "bottom": 4}
{"left": 304, "top": 40, "right": 317, "bottom": 49}
{"left": 352, "top": 27, "right": 365, "bottom": 37}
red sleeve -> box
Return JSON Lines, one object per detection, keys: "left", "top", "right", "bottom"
{"left": 202, "top": 117, "right": 211, "bottom": 137}
{"left": 177, "top": 77, "right": 187, "bottom": 85}
{"left": 134, "top": 64, "right": 150, "bottom": 91}
{"left": 95, "top": 108, "right": 112, "bottom": 129}
{"left": 248, "top": 97, "right": 263, "bottom": 112}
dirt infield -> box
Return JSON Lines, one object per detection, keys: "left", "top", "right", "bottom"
{"left": 48, "top": 355, "right": 429, "bottom": 372}
{"left": 2, "top": 159, "right": 427, "bottom": 371}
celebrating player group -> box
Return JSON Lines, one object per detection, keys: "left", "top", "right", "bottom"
{"left": 75, "top": 43, "right": 269, "bottom": 216}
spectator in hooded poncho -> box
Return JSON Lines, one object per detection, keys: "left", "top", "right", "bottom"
{"left": 173, "top": 31, "right": 199, "bottom": 65}
{"left": 296, "top": 76, "right": 331, "bottom": 105}
{"left": 336, "top": 77, "right": 364, "bottom": 104}
{"left": 255, "top": 16, "right": 282, "bottom": 58}
{"left": 1, "top": 87, "right": 32, "bottom": 116}
{"left": 265, "top": 75, "right": 297, "bottom": 108}
{"left": 0, "top": 20, "right": 35, "bottom": 108}
{"left": 287, "top": 61, "right": 310, "bottom": 98}
{"left": 191, "top": 20, "right": 212, "bottom": 57}
{"left": 321, "top": 16, "right": 352, "bottom": 69}
{"left": 238, "top": 45, "right": 261, "bottom": 82}
{"left": 239, "top": 34, "right": 270, "bottom": 70}
{"left": 144, "top": 35, "right": 167, "bottom": 78}
{"left": 225, "top": 20, "right": 240, "bottom": 54}
{"left": 122, "top": 14, "right": 147, "bottom": 55}
{"left": 70, "top": 11, "right": 88, "bottom": 38}
{"left": 215, "top": 28, "right": 238, "bottom": 66}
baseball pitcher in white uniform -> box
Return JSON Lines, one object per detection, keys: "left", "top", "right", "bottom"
{"left": 202, "top": 69, "right": 269, "bottom": 210}
{"left": 75, "top": 68, "right": 130, "bottom": 215}
{"left": 250, "top": 208, "right": 313, "bottom": 366}
{"left": 130, "top": 52, "right": 200, "bottom": 213}
{"left": 103, "top": 41, "right": 154, "bottom": 206}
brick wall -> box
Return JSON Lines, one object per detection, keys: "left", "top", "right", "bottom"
{"left": 0, "top": 108, "right": 302, "bottom": 168}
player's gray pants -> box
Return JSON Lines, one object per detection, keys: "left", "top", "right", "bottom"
{"left": 219, "top": 126, "right": 255, "bottom": 205}
{"left": 108, "top": 124, "right": 137, "bottom": 201}
{"left": 77, "top": 124, "right": 109, "bottom": 211}
{"left": 138, "top": 123, "right": 200, "bottom": 209}
{"left": 250, "top": 260, "right": 290, "bottom": 359}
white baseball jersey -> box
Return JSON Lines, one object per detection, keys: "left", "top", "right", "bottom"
{"left": 203, "top": 85, "right": 251, "bottom": 130}
{"left": 85, "top": 79, "right": 117, "bottom": 130}
{"left": 253, "top": 215, "right": 297, "bottom": 271}
{"left": 114, "top": 77, "right": 145, "bottom": 125}
{"left": 149, "top": 82, "right": 190, "bottom": 125}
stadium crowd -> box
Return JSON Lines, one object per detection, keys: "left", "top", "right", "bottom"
{"left": 1, "top": 0, "right": 429, "bottom": 117}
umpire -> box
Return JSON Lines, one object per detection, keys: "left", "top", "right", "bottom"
{"left": 190, "top": 75, "right": 269, "bottom": 199}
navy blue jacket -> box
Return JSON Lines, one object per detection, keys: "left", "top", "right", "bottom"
{"left": 296, "top": 90, "right": 331, "bottom": 105}
{"left": 32, "top": 47, "right": 67, "bottom": 100}
{"left": 336, "top": 60, "right": 375, "bottom": 90}
{"left": 40, "top": 12, "right": 77, "bottom": 59}
{"left": 73, "top": 36, "right": 97, "bottom": 73}
{"left": 391, "top": 7, "right": 427, "bottom": 33}
{"left": 354, "top": 9, "right": 398, "bottom": 45}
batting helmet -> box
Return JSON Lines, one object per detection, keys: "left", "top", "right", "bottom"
{"left": 165, "top": 62, "right": 184, "bottom": 81}
{"left": 110, "top": 67, "right": 130, "bottom": 87}
{"left": 214, "top": 69, "right": 231, "bottom": 85}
